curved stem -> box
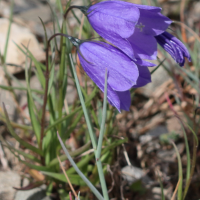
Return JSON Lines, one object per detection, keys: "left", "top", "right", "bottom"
{"left": 64, "top": 6, "right": 84, "bottom": 20}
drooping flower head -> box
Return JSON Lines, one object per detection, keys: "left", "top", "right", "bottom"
{"left": 155, "top": 31, "right": 191, "bottom": 66}
{"left": 69, "top": 0, "right": 171, "bottom": 60}
{"left": 67, "top": 36, "right": 141, "bottom": 111}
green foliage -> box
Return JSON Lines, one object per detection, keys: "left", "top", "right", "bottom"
{"left": 0, "top": 1, "right": 127, "bottom": 199}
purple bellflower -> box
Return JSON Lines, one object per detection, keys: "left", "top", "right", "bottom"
{"left": 155, "top": 31, "right": 191, "bottom": 66}
{"left": 69, "top": 36, "right": 139, "bottom": 111}
{"left": 68, "top": 36, "right": 153, "bottom": 111}
{"left": 74, "top": 0, "right": 171, "bottom": 60}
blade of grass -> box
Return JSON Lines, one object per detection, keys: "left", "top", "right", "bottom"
{"left": 96, "top": 69, "right": 107, "bottom": 158}
{"left": 25, "top": 51, "right": 41, "bottom": 145}
{"left": 3, "top": 0, "right": 14, "bottom": 61}
{"left": 0, "top": 85, "right": 43, "bottom": 94}
{"left": 44, "top": 87, "right": 97, "bottom": 134}
{"left": 180, "top": 123, "right": 190, "bottom": 182}
{"left": 3, "top": 143, "right": 41, "bottom": 164}
{"left": 42, "top": 171, "right": 85, "bottom": 186}
{"left": 171, "top": 141, "right": 183, "bottom": 200}
{"left": 3, "top": 103, "right": 43, "bottom": 156}
{"left": 57, "top": 155, "right": 78, "bottom": 198}
{"left": 171, "top": 178, "right": 181, "bottom": 200}
{"left": 57, "top": 132, "right": 104, "bottom": 200}
{"left": 156, "top": 170, "right": 165, "bottom": 200}
{"left": 70, "top": 55, "right": 109, "bottom": 200}
{"left": 57, "top": 21, "right": 67, "bottom": 135}
{"left": 48, "top": 141, "right": 91, "bottom": 167}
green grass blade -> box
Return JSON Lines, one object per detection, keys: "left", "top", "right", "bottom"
{"left": 3, "top": 104, "right": 43, "bottom": 156}
{"left": 157, "top": 173, "right": 165, "bottom": 200}
{"left": 44, "top": 86, "right": 97, "bottom": 133}
{"left": 96, "top": 70, "right": 107, "bottom": 158}
{"left": 70, "top": 54, "right": 97, "bottom": 150}
{"left": 0, "top": 85, "right": 43, "bottom": 94}
{"left": 3, "top": 0, "right": 14, "bottom": 61}
{"left": 3, "top": 143, "right": 41, "bottom": 164}
{"left": 180, "top": 123, "right": 190, "bottom": 182}
{"left": 23, "top": 45, "right": 45, "bottom": 89}
{"left": 42, "top": 171, "right": 85, "bottom": 185}
{"left": 48, "top": 141, "right": 91, "bottom": 167}
{"left": 57, "top": 22, "right": 67, "bottom": 134}
{"left": 25, "top": 53, "right": 41, "bottom": 145}
{"left": 171, "top": 141, "right": 183, "bottom": 200}
{"left": 67, "top": 138, "right": 127, "bottom": 174}
{"left": 57, "top": 132, "right": 104, "bottom": 200}
{"left": 151, "top": 58, "right": 166, "bottom": 75}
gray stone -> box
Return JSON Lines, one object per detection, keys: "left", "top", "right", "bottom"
{"left": 0, "top": 18, "right": 44, "bottom": 74}
{"left": 147, "top": 125, "right": 168, "bottom": 137}
{"left": 141, "top": 65, "right": 170, "bottom": 97}
{"left": 14, "top": 184, "right": 51, "bottom": 200}
{"left": 121, "top": 165, "right": 144, "bottom": 184}
{"left": 0, "top": 171, "right": 21, "bottom": 200}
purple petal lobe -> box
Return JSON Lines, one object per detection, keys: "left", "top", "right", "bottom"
{"left": 95, "top": 28, "right": 135, "bottom": 59}
{"left": 135, "top": 8, "right": 171, "bottom": 36}
{"left": 155, "top": 31, "right": 191, "bottom": 66}
{"left": 116, "top": 90, "right": 131, "bottom": 111}
{"left": 134, "top": 59, "right": 156, "bottom": 67}
{"left": 79, "top": 41, "right": 139, "bottom": 91}
{"left": 78, "top": 53, "right": 121, "bottom": 111}
{"left": 88, "top": 0, "right": 140, "bottom": 38}
{"left": 132, "top": 3, "right": 162, "bottom": 11}
{"left": 132, "top": 65, "right": 151, "bottom": 88}
{"left": 128, "top": 32, "right": 157, "bottom": 60}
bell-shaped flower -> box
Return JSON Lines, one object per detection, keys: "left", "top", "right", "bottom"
{"left": 72, "top": 0, "right": 171, "bottom": 60}
{"left": 155, "top": 31, "right": 191, "bottom": 66}
{"left": 76, "top": 39, "right": 139, "bottom": 111}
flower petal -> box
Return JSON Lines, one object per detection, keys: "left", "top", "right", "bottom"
{"left": 88, "top": 0, "right": 140, "bottom": 38}
{"left": 128, "top": 33, "right": 157, "bottom": 60}
{"left": 135, "top": 6, "right": 171, "bottom": 36}
{"left": 155, "top": 31, "right": 191, "bottom": 66}
{"left": 132, "top": 65, "right": 151, "bottom": 88}
{"left": 133, "top": 3, "right": 162, "bottom": 11}
{"left": 116, "top": 90, "right": 131, "bottom": 111}
{"left": 78, "top": 52, "right": 121, "bottom": 111}
{"left": 95, "top": 28, "right": 135, "bottom": 59}
{"left": 79, "top": 41, "right": 139, "bottom": 91}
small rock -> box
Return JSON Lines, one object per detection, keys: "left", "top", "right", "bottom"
{"left": 15, "top": 5, "right": 51, "bottom": 24}
{"left": 140, "top": 66, "right": 170, "bottom": 97}
{"left": 0, "top": 18, "right": 44, "bottom": 74}
{"left": 147, "top": 126, "right": 168, "bottom": 137}
{"left": 14, "top": 184, "right": 50, "bottom": 200}
{"left": 121, "top": 165, "right": 144, "bottom": 184}
{"left": 157, "top": 143, "right": 184, "bottom": 162}
{"left": 0, "top": 171, "right": 21, "bottom": 200}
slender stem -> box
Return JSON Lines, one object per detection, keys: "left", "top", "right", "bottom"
{"left": 64, "top": 6, "right": 84, "bottom": 20}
